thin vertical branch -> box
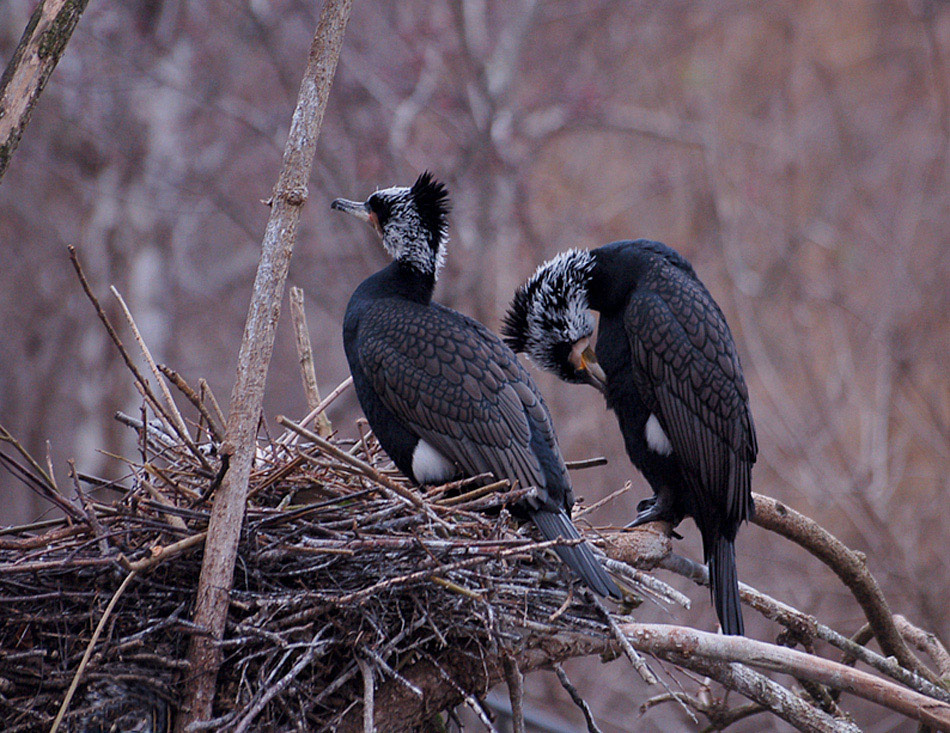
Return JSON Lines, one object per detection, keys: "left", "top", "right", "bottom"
{"left": 502, "top": 655, "right": 525, "bottom": 733}
{"left": 289, "top": 286, "right": 332, "bottom": 437}
{"left": 176, "top": 2, "right": 353, "bottom": 730}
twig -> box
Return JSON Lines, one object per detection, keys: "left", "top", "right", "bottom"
{"left": 0, "top": 424, "right": 83, "bottom": 521}
{"left": 141, "top": 476, "right": 189, "bottom": 532}
{"left": 572, "top": 481, "right": 630, "bottom": 520}
{"left": 67, "top": 459, "right": 108, "bottom": 554}
{"left": 120, "top": 532, "right": 207, "bottom": 573}
{"left": 179, "top": 3, "right": 354, "bottom": 727}
{"left": 563, "top": 456, "right": 608, "bottom": 471}
{"left": 48, "top": 570, "right": 137, "bottom": 733}
{"left": 431, "top": 575, "right": 484, "bottom": 600}
{"left": 436, "top": 479, "right": 511, "bottom": 507}
{"left": 67, "top": 246, "right": 183, "bottom": 445}
{"left": 585, "top": 591, "right": 657, "bottom": 685}
{"left": 357, "top": 656, "right": 375, "bottom": 733}
{"left": 198, "top": 378, "right": 227, "bottom": 430}
{"left": 296, "top": 375, "right": 353, "bottom": 432}
{"left": 289, "top": 286, "right": 333, "bottom": 437}
{"left": 603, "top": 557, "right": 690, "bottom": 609}
{"left": 114, "top": 411, "right": 179, "bottom": 449}
{"left": 158, "top": 364, "right": 223, "bottom": 442}
{"left": 111, "top": 286, "right": 212, "bottom": 473}
{"left": 553, "top": 664, "right": 601, "bottom": 733}
{"left": 895, "top": 615, "right": 950, "bottom": 679}
{"left": 0, "top": 423, "right": 54, "bottom": 493}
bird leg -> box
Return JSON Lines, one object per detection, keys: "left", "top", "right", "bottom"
{"left": 627, "top": 493, "right": 683, "bottom": 538}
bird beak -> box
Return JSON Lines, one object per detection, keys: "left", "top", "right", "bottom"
{"left": 331, "top": 197, "right": 371, "bottom": 221}
{"left": 331, "top": 197, "right": 381, "bottom": 234}
{"left": 569, "top": 340, "right": 607, "bottom": 393}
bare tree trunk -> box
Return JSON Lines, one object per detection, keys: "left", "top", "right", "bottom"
{"left": 0, "top": 0, "right": 89, "bottom": 181}
{"left": 175, "top": 2, "right": 353, "bottom": 729}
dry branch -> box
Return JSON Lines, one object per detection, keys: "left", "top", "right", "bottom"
{"left": 621, "top": 623, "right": 950, "bottom": 730}
{"left": 289, "top": 286, "right": 333, "bottom": 437}
{"left": 0, "top": 0, "right": 89, "bottom": 181}
{"left": 660, "top": 553, "right": 950, "bottom": 704}
{"left": 750, "top": 493, "right": 938, "bottom": 685}
{"left": 178, "top": 1, "right": 353, "bottom": 728}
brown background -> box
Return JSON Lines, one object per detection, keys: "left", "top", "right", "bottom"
{"left": 1, "top": 1, "right": 948, "bottom": 730}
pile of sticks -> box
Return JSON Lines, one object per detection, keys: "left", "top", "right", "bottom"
{"left": 0, "top": 395, "right": 654, "bottom": 732}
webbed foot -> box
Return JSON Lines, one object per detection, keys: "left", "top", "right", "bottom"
{"left": 627, "top": 495, "right": 683, "bottom": 538}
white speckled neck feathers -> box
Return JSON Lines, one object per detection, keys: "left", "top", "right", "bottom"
{"left": 371, "top": 172, "right": 450, "bottom": 279}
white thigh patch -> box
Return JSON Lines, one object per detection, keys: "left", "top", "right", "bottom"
{"left": 645, "top": 414, "right": 673, "bottom": 456}
{"left": 411, "top": 439, "right": 457, "bottom": 483}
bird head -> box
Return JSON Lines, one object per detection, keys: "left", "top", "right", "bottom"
{"left": 331, "top": 171, "right": 450, "bottom": 278}
{"left": 502, "top": 249, "right": 606, "bottom": 392}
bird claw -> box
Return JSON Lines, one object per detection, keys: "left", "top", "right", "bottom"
{"left": 626, "top": 496, "right": 683, "bottom": 538}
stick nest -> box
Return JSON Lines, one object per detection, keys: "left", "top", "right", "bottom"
{"left": 0, "top": 419, "right": 626, "bottom": 732}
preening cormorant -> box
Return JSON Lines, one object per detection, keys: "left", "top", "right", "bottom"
{"left": 502, "top": 240, "right": 757, "bottom": 634}
{"left": 331, "top": 172, "right": 619, "bottom": 598}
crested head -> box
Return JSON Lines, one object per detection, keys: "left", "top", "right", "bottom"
{"left": 502, "top": 249, "right": 598, "bottom": 385}
{"left": 331, "top": 171, "right": 451, "bottom": 278}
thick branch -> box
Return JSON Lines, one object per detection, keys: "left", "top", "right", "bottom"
{"left": 750, "top": 492, "right": 938, "bottom": 684}
{"left": 337, "top": 632, "right": 610, "bottom": 732}
{"left": 622, "top": 623, "right": 950, "bottom": 730}
{"left": 339, "top": 622, "right": 912, "bottom": 732}
{"left": 176, "top": 2, "right": 352, "bottom": 730}
{"left": 0, "top": 0, "right": 89, "bottom": 181}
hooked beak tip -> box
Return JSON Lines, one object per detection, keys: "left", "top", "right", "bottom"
{"left": 583, "top": 363, "right": 607, "bottom": 393}
{"left": 577, "top": 344, "right": 607, "bottom": 393}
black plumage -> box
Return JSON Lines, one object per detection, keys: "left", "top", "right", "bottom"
{"left": 503, "top": 240, "right": 757, "bottom": 634}
{"left": 332, "top": 172, "right": 618, "bottom": 597}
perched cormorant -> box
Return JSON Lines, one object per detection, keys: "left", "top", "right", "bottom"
{"left": 502, "top": 240, "right": 756, "bottom": 634}
{"left": 331, "top": 172, "right": 619, "bottom": 597}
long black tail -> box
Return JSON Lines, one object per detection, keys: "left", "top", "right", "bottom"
{"left": 531, "top": 509, "right": 620, "bottom": 598}
{"left": 708, "top": 535, "right": 744, "bottom": 635}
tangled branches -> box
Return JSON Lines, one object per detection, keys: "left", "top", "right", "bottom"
{"left": 2, "top": 397, "right": 950, "bottom": 731}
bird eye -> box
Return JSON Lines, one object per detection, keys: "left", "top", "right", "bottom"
{"left": 367, "top": 195, "right": 390, "bottom": 225}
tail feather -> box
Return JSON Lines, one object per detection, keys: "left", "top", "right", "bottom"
{"left": 708, "top": 536, "right": 744, "bottom": 635}
{"left": 531, "top": 510, "right": 620, "bottom": 598}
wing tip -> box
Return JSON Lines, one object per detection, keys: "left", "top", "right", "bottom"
{"left": 531, "top": 509, "right": 621, "bottom": 599}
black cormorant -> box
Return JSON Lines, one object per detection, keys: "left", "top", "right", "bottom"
{"left": 331, "top": 172, "right": 619, "bottom": 598}
{"left": 502, "top": 240, "right": 756, "bottom": 634}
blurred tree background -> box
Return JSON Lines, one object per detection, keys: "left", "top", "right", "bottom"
{"left": 1, "top": 1, "right": 947, "bottom": 730}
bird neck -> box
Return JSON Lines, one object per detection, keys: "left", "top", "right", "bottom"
{"left": 587, "top": 247, "right": 638, "bottom": 313}
{"left": 383, "top": 227, "right": 446, "bottom": 283}
{"left": 380, "top": 259, "right": 436, "bottom": 304}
